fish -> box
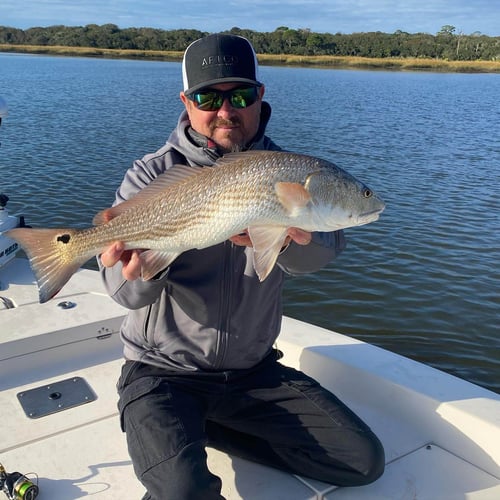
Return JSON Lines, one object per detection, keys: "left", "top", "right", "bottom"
{"left": 6, "top": 150, "right": 385, "bottom": 303}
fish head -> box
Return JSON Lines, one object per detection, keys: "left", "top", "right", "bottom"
{"left": 304, "top": 164, "right": 385, "bottom": 230}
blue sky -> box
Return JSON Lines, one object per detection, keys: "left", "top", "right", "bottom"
{"left": 0, "top": 0, "right": 498, "bottom": 36}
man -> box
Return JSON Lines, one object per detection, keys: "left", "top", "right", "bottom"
{"left": 100, "top": 34, "right": 384, "bottom": 499}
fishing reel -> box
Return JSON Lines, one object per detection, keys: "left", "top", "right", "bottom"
{"left": 0, "top": 464, "right": 38, "bottom": 500}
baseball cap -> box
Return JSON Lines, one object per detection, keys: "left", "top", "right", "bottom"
{"left": 182, "top": 34, "right": 261, "bottom": 95}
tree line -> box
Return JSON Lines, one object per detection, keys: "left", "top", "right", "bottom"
{"left": 0, "top": 24, "right": 499, "bottom": 61}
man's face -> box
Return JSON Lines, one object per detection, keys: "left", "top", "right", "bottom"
{"left": 180, "top": 83, "right": 265, "bottom": 154}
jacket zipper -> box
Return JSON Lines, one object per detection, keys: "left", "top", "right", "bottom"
{"left": 214, "top": 241, "right": 234, "bottom": 369}
{"left": 142, "top": 304, "right": 153, "bottom": 349}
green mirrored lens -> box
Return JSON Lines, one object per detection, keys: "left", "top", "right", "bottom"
{"left": 194, "top": 92, "right": 223, "bottom": 111}
{"left": 230, "top": 87, "right": 258, "bottom": 108}
{"left": 191, "top": 86, "right": 259, "bottom": 111}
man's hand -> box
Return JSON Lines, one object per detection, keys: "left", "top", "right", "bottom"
{"left": 100, "top": 242, "right": 143, "bottom": 281}
{"left": 286, "top": 228, "right": 313, "bottom": 245}
{"left": 229, "top": 228, "right": 312, "bottom": 247}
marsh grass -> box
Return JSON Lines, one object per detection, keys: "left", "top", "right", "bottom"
{"left": 1, "top": 44, "right": 499, "bottom": 73}
{"left": 259, "top": 53, "right": 500, "bottom": 73}
{"left": 0, "top": 44, "right": 181, "bottom": 60}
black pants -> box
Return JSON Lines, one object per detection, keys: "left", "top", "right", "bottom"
{"left": 117, "top": 352, "right": 384, "bottom": 500}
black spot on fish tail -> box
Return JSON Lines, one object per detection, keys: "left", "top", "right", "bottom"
{"left": 57, "top": 234, "right": 71, "bottom": 244}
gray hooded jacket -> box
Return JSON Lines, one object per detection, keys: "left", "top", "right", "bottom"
{"left": 100, "top": 103, "right": 345, "bottom": 371}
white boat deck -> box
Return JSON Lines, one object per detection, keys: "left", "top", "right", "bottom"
{"left": 1, "top": 258, "right": 499, "bottom": 499}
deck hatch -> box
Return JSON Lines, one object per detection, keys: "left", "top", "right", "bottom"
{"left": 17, "top": 376, "right": 96, "bottom": 418}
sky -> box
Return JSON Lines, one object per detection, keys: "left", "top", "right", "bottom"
{"left": 0, "top": 0, "right": 498, "bottom": 37}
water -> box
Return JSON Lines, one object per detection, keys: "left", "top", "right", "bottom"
{"left": 0, "top": 53, "right": 499, "bottom": 393}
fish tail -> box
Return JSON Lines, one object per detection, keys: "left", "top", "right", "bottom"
{"left": 6, "top": 227, "right": 89, "bottom": 303}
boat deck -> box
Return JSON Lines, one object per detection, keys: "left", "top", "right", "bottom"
{"left": 1, "top": 258, "right": 499, "bottom": 499}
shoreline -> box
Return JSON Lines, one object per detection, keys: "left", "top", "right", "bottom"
{"left": 1, "top": 43, "right": 500, "bottom": 73}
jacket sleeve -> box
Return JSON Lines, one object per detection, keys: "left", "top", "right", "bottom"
{"left": 276, "top": 230, "right": 346, "bottom": 275}
{"left": 98, "top": 148, "right": 181, "bottom": 309}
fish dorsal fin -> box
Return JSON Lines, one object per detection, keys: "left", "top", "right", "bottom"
{"left": 158, "top": 163, "right": 206, "bottom": 185}
{"left": 93, "top": 164, "right": 206, "bottom": 225}
{"left": 275, "top": 182, "right": 311, "bottom": 217}
{"left": 213, "top": 151, "right": 274, "bottom": 167}
{"left": 248, "top": 225, "right": 289, "bottom": 281}
{"left": 93, "top": 208, "right": 114, "bottom": 225}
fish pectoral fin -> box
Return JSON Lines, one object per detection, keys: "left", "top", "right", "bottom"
{"left": 275, "top": 182, "right": 311, "bottom": 217}
{"left": 248, "top": 226, "right": 288, "bottom": 281}
{"left": 140, "top": 250, "right": 179, "bottom": 280}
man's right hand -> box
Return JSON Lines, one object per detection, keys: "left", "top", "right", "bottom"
{"left": 100, "top": 242, "right": 143, "bottom": 281}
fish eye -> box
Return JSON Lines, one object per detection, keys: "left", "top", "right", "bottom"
{"left": 363, "top": 188, "right": 372, "bottom": 198}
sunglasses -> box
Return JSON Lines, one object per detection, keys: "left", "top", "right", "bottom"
{"left": 187, "top": 86, "right": 260, "bottom": 111}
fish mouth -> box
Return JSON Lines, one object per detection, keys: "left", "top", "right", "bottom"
{"left": 357, "top": 207, "right": 385, "bottom": 225}
{"left": 361, "top": 207, "right": 384, "bottom": 218}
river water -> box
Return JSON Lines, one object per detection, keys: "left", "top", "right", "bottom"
{"left": 0, "top": 53, "right": 498, "bottom": 392}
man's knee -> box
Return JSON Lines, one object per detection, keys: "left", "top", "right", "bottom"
{"left": 357, "top": 433, "right": 385, "bottom": 485}
{"left": 341, "top": 431, "right": 385, "bottom": 487}
{"left": 313, "top": 430, "right": 385, "bottom": 487}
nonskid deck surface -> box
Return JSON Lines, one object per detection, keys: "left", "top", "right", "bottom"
{"left": 1, "top": 259, "right": 499, "bottom": 499}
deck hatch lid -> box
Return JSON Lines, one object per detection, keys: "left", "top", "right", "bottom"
{"left": 17, "top": 376, "right": 96, "bottom": 419}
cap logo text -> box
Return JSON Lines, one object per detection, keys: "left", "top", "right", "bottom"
{"left": 202, "top": 55, "right": 239, "bottom": 67}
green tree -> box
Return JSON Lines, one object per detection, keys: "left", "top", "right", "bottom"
{"left": 437, "top": 25, "right": 456, "bottom": 36}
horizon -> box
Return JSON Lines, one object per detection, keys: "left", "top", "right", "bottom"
{"left": 1, "top": 23, "right": 496, "bottom": 39}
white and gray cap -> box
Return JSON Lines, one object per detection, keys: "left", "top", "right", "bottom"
{"left": 182, "top": 34, "right": 261, "bottom": 95}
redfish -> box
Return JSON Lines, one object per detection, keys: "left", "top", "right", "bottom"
{"left": 7, "top": 151, "right": 385, "bottom": 303}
